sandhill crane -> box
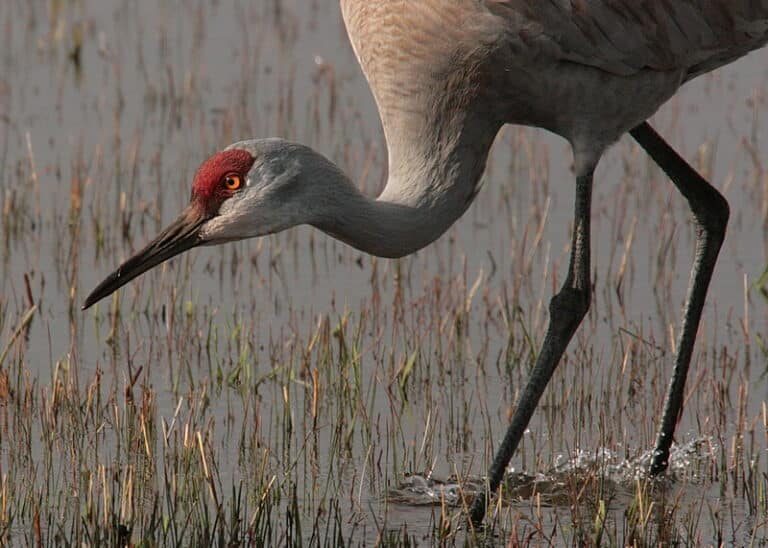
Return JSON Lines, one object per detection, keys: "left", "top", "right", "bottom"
{"left": 83, "top": 1, "right": 768, "bottom": 526}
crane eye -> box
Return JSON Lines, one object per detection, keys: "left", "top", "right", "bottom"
{"left": 223, "top": 174, "right": 243, "bottom": 191}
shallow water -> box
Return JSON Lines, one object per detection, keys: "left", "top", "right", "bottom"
{"left": 1, "top": 1, "right": 767, "bottom": 545}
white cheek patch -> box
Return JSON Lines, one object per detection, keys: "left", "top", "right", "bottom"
{"left": 198, "top": 216, "right": 224, "bottom": 241}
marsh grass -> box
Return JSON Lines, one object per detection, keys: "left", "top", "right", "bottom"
{"left": 0, "top": 0, "right": 767, "bottom": 546}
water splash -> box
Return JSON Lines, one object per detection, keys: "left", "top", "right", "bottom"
{"left": 387, "top": 473, "right": 486, "bottom": 506}
{"left": 387, "top": 437, "right": 717, "bottom": 507}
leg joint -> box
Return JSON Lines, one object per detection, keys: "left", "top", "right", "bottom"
{"left": 549, "top": 286, "right": 591, "bottom": 322}
{"left": 692, "top": 188, "right": 729, "bottom": 236}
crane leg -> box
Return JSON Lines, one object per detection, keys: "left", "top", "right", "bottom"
{"left": 469, "top": 167, "right": 594, "bottom": 526}
{"left": 629, "top": 121, "right": 729, "bottom": 475}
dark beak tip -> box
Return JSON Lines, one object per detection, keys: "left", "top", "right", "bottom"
{"left": 81, "top": 291, "right": 101, "bottom": 311}
{"left": 79, "top": 205, "right": 207, "bottom": 312}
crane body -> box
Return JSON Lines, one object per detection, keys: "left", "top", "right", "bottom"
{"left": 83, "top": 0, "right": 768, "bottom": 526}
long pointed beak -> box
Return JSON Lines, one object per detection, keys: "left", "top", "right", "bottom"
{"left": 82, "top": 205, "right": 209, "bottom": 310}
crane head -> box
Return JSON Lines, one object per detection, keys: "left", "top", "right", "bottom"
{"left": 82, "top": 139, "right": 321, "bottom": 310}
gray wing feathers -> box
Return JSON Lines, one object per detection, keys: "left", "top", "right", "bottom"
{"left": 485, "top": 0, "right": 768, "bottom": 78}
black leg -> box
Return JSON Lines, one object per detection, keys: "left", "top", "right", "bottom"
{"left": 629, "top": 121, "right": 729, "bottom": 475}
{"left": 469, "top": 169, "right": 594, "bottom": 526}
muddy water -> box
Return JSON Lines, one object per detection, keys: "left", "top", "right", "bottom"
{"left": 1, "top": 1, "right": 767, "bottom": 544}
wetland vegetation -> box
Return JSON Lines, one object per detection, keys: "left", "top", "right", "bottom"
{"left": 1, "top": 1, "right": 767, "bottom": 545}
